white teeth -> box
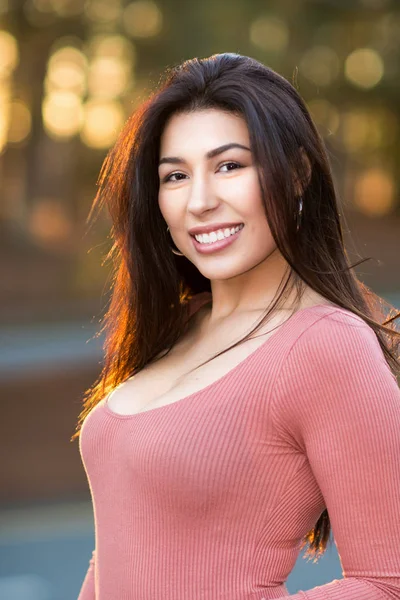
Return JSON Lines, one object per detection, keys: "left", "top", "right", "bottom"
{"left": 194, "top": 224, "right": 243, "bottom": 244}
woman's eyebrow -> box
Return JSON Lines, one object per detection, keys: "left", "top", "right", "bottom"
{"left": 158, "top": 142, "right": 251, "bottom": 166}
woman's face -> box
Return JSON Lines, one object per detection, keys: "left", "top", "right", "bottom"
{"left": 158, "top": 108, "right": 278, "bottom": 281}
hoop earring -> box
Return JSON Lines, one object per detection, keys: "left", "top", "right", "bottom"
{"left": 296, "top": 197, "right": 303, "bottom": 232}
{"left": 166, "top": 226, "right": 185, "bottom": 256}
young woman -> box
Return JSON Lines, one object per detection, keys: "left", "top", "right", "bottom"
{"left": 73, "top": 53, "right": 400, "bottom": 600}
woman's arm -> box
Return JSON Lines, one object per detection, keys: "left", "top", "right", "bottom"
{"left": 269, "top": 310, "right": 400, "bottom": 599}
{"left": 77, "top": 549, "right": 96, "bottom": 599}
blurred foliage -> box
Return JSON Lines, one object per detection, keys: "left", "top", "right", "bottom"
{"left": 0, "top": 0, "right": 399, "bottom": 322}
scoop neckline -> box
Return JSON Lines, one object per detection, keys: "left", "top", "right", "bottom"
{"left": 102, "top": 303, "right": 339, "bottom": 420}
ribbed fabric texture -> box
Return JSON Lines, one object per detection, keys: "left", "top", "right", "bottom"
{"left": 78, "top": 294, "right": 400, "bottom": 600}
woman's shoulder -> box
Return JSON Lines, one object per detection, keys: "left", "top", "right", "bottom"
{"left": 307, "top": 302, "right": 376, "bottom": 329}
{"left": 294, "top": 288, "right": 373, "bottom": 330}
{"left": 292, "top": 302, "right": 384, "bottom": 365}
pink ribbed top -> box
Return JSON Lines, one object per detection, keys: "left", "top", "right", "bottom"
{"left": 78, "top": 295, "right": 400, "bottom": 600}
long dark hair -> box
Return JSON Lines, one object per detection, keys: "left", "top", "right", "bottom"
{"left": 71, "top": 53, "right": 400, "bottom": 560}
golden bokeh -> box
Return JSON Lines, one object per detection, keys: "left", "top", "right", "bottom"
{"left": 48, "top": 45, "right": 87, "bottom": 72}
{"left": 85, "top": 0, "right": 122, "bottom": 24}
{"left": 46, "top": 61, "right": 86, "bottom": 96}
{"left": 33, "top": 0, "right": 55, "bottom": 12}
{"left": 80, "top": 99, "right": 125, "bottom": 149}
{"left": 300, "top": 46, "right": 340, "bottom": 87}
{"left": 86, "top": 34, "right": 136, "bottom": 68}
{"left": 52, "top": 0, "right": 84, "bottom": 18}
{"left": 0, "top": 82, "right": 11, "bottom": 151}
{"left": 249, "top": 16, "right": 289, "bottom": 54}
{"left": 88, "top": 56, "right": 131, "bottom": 99}
{"left": 0, "top": 30, "right": 19, "bottom": 78}
{"left": 122, "top": 1, "right": 163, "bottom": 38}
{"left": 354, "top": 167, "right": 395, "bottom": 216}
{"left": 8, "top": 100, "right": 32, "bottom": 144}
{"left": 345, "top": 48, "right": 384, "bottom": 89}
{"left": 42, "top": 91, "right": 84, "bottom": 139}
{"left": 46, "top": 46, "right": 87, "bottom": 97}
{"left": 307, "top": 99, "right": 340, "bottom": 136}
{"left": 29, "top": 197, "right": 73, "bottom": 246}
{"left": 340, "top": 108, "right": 397, "bottom": 152}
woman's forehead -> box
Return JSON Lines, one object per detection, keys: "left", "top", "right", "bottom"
{"left": 159, "top": 110, "right": 249, "bottom": 154}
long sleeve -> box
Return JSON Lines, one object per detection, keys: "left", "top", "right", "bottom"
{"left": 270, "top": 310, "right": 400, "bottom": 600}
{"left": 77, "top": 549, "right": 96, "bottom": 599}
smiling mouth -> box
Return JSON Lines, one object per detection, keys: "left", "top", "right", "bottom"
{"left": 191, "top": 223, "right": 244, "bottom": 244}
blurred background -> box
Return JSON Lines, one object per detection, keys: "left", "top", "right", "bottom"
{"left": 0, "top": 0, "right": 399, "bottom": 598}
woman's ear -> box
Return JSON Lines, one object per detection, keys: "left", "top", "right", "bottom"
{"left": 293, "top": 147, "right": 312, "bottom": 197}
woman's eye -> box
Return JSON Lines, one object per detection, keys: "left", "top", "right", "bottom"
{"left": 219, "top": 161, "right": 242, "bottom": 172}
{"left": 162, "top": 161, "right": 243, "bottom": 183}
{"left": 163, "top": 172, "right": 186, "bottom": 183}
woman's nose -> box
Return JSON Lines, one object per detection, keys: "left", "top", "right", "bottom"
{"left": 186, "top": 176, "right": 219, "bottom": 214}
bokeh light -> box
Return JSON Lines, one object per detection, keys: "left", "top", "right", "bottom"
{"left": 42, "top": 91, "right": 84, "bottom": 139}
{"left": 0, "top": 81, "right": 11, "bottom": 151}
{"left": 340, "top": 108, "right": 397, "bottom": 152}
{"left": 8, "top": 100, "right": 32, "bottom": 144}
{"left": 0, "top": 30, "right": 19, "bottom": 78}
{"left": 32, "top": 0, "right": 55, "bottom": 12}
{"left": 307, "top": 99, "right": 340, "bottom": 136}
{"left": 29, "top": 198, "right": 73, "bottom": 245}
{"left": 353, "top": 168, "right": 395, "bottom": 216}
{"left": 122, "top": 1, "right": 163, "bottom": 38}
{"left": 341, "top": 110, "right": 371, "bottom": 152}
{"left": 300, "top": 46, "right": 340, "bottom": 87}
{"left": 52, "top": 0, "right": 84, "bottom": 18}
{"left": 46, "top": 46, "right": 87, "bottom": 96}
{"left": 85, "top": 0, "right": 122, "bottom": 24}
{"left": 249, "top": 16, "right": 289, "bottom": 54}
{"left": 88, "top": 56, "right": 131, "bottom": 99}
{"left": 345, "top": 48, "right": 384, "bottom": 89}
{"left": 86, "top": 34, "right": 136, "bottom": 66}
{"left": 80, "top": 99, "right": 125, "bottom": 149}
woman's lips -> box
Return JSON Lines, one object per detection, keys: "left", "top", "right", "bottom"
{"left": 190, "top": 226, "right": 244, "bottom": 254}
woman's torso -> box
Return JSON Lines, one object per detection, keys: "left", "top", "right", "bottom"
{"left": 106, "top": 289, "right": 333, "bottom": 417}
{"left": 79, "top": 289, "right": 340, "bottom": 599}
